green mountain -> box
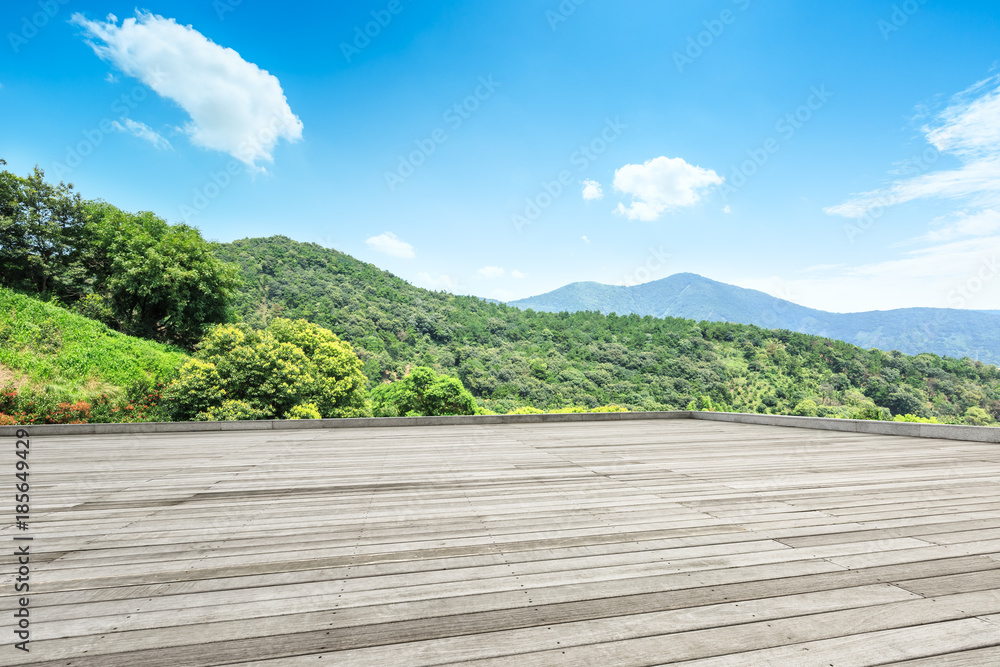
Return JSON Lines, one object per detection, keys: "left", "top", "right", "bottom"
{"left": 214, "top": 236, "right": 1000, "bottom": 422}
{"left": 509, "top": 273, "right": 1000, "bottom": 365}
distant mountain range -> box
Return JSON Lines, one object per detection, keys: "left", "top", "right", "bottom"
{"left": 508, "top": 273, "right": 1000, "bottom": 365}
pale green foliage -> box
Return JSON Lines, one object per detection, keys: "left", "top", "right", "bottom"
{"left": 506, "top": 406, "right": 545, "bottom": 415}
{"left": 964, "top": 406, "right": 993, "bottom": 426}
{"left": 792, "top": 399, "right": 819, "bottom": 417}
{"left": 197, "top": 400, "right": 269, "bottom": 422}
{"left": 892, "top": 414, "right": 941, "bottom": 423}
{"left": 286, "top": 403, "right": 321, "bottom": 420}
{"left": 168, "top": 318, "right": 370, "bottom": 421}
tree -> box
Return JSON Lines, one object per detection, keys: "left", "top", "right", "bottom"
{"left": 964, "top": 406, "right": 992, "bottom": 426}
{"left": 0, "top": 164, "right": 85, "bottom": 297}
{"left": 82, "top": 202, "right": 241, "bottom": 346}
{"left": 370, "top": 366, "right": 476, "bottom": 416}
{"left": 167, "top": 318, "right": 370, "bottom": 421}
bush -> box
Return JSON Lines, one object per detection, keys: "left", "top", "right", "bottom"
{"left": 507, "top": 406, "right": 544, "bottom": 415}
{"left": 286, "top": 403, "right": 321, "bottom": 420}
{"left": 964, "top": 406, "right": 993, "bottom": 426}
{"left": 370, "top": 366, "right": 476, "bottom": 417}
{"left": 197, "top": 400, "right": 270, "bottom": 422}
{"left": 850, "top": 404, "right": 891, "bottom": 421}
{"left": 167, "top": 319, "right": 370, "bottom": 421}
{"left": 792, "top": 399, "right": 819, "bottom": 417}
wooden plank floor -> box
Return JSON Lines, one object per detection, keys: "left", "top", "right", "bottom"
{"left": 5, "top": 419, "right": 1000, "bottom": 665}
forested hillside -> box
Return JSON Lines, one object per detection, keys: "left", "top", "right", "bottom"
{"left": 509, "top": 273, "right": 1000, "bottom": 364}
{"left": 215, "top": 236, "right": 1000, "bottom": 423}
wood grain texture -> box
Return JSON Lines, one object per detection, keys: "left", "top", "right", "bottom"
{"left": 8, "top": 419, "right": 1000, "bottom": 666}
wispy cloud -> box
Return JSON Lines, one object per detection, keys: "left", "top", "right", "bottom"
{"left": 112, "top": 118, "right": 172, "bottom": 150}
{"left": 365, "top": 232, "right": 414, "bottom": 258}
{"left": 477, "top": 266, "right": 505, "bottom": 278}
{"left": 510, "top": 269, "right": 527, "bottom": 279}
{"left": 826, "top": 75, "right": 1000, "bottom": 218}
{"left": 73, "top": 11, "right": 303, "bottom": 169}
{"left": 613, "top": 156, "right": 722, "bottom": 221}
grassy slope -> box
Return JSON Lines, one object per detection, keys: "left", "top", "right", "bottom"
{"left": 0, "top": 288, "right": 188, "bottom": 398}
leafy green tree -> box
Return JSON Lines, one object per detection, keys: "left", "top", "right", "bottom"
{"left": 82, "top": 202, "right": 241, "bottom": 346}
{"left": 370, "top": 366, "right": 476, "bottom": 416}
{"left": 0, "top": 164, "right": 85, "bottom": 297}
{"left": 792, "top": 399, "right": 819, "bottom": 417}
{"left": 167, "top": 318, "right": 370, "bottom": 421}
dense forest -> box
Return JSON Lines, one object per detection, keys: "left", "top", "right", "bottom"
{"left": 2, "top": 162, "right": 999, "bottom": 425}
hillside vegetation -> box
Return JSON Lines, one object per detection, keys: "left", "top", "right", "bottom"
{"left": 216, "top": 236, "right": 1000, "bottom": 424}
{"left": 509, "top": 273, "right": 1000, "bottom": 364}
{"left": 0, "top": 288, "right": 187, "bottom": 396}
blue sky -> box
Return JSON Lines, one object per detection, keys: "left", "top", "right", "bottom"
{"left": 3, "top": 0, "right": 1000, "bottom": 312}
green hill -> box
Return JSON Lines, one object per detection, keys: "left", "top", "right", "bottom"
{"left": 215, "top": 236, "right": 1000, "bottom": 423}
{"left": 509, "top": 273, "right": 1000, "bottom": 364}
{"left": 0, "top": 288, "right": 188, "bottom": 399}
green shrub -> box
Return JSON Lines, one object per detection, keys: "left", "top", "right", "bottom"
{"left": 168, "top": 318, "right": 370, "bottom": 421}
{"left": 286, "top": 403, "right": 322, "bottom": 420}
{"left": 197, "top": 400, "right": 270, "bottom": 422}
{"left": 370, "top": 366, "right": 476, "bottom": 417}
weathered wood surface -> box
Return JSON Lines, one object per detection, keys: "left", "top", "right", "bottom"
{"left": 5, "top": 419, "right": 1000, "bottom": 665}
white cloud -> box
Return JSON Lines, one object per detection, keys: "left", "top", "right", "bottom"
{"left": 416, "top": 272, "right": 457, "bottom": 291}
{"left": 365, "top": 232, "right": 414, "bottom": 259}
{"left": 73, "top": 11, "right": 303, "bottom": 169}
{"left": 510, "top": 269, "right": 527, "bottom": 279}
{"left": 477, "top": 266, "right": 505, "bottom": 278}
{"left": 491, "top": 289, "right": 514, "bottom": 301}
{"left": 741, "top": 234, "right": 1000, "bottom": 311}
{"left": 112, "top": 118, "right": 172, "bottom": 150}
{"left": 826, "top": 75, "right": 1000, "bottom": 219}
{"left": 915, "top": 209, "right": 1000, "bottom": 243}
{"left": 581, "top": 179, "right": 603, "bottom": 201}
{"left": 723, "top": 205, "right": 732, "bottom": 214}
{"left": 582, "top": 235, "right": 591, "bottom": 243}
{"left": 613, "top": 156, "right": 723, "bottom": 221}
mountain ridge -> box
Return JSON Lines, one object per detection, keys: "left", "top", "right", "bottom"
{"left": 508, "top": 273, "right": 1000, "bottom": 364}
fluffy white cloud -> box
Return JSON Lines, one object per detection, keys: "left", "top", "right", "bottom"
{"left": 112, "top": 118, "right": 172, "bottom": 150}
{"left": 581, "top": 179, "right": 603, "bottom": 201}
{"left": 723, "top": 205, "right": 732, "bottom": 214}
{"left": 582, "top": 235, "right": 591, "bottom": 243}
{"left": 73, "top": 11, "right": 303, "bottom": 169}
{"left": 477, "top": 266, "right": 505, "bottom": 278}
{"left": 613, "top": 156, "right": 723, "bottom": 221}
{"left": 365, "top": 232, "right": 414, "bottom": 259}
{"left": 510, "top": 269, "right": 527, "bottom": 279}
{"left": 416, "top": 272, "right": 457, "bottom": 291}
{"left": 826, "top": 75, "right": 1000, "bottom": 219}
